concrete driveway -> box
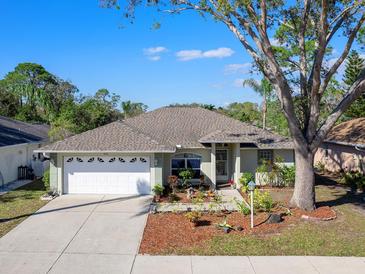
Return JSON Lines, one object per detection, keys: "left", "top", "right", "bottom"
{"left": 0, "top": 194, "right": 152, "bottom": 274}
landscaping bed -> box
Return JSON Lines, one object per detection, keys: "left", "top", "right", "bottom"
{"left": 140, "top": 207, "right": 310, "bottom": 255}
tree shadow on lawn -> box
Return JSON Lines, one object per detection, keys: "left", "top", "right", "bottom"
{"left": 315, "top": 173, "right": 365, "bottom": 212}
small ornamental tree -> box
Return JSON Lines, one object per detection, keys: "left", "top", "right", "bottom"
{"left": 101, "top": 0, "right": 365, "bottom": 210}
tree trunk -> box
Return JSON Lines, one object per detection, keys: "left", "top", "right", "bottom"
{"left": 262, "top": 96, "right": 267, "bottom": 130}
{"left": 289, "top": 149, "right": 316, "bottom": 211}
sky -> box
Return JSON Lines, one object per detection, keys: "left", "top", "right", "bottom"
{"left": 0, "top": 1, "right": 353, "bottom": 110}
{"left": 0, "top": 0, "right": 260, "bottom": 110}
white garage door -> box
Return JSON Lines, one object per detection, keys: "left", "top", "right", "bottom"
{"left": 63, "top": 156, "right": 151, "bottom": 194}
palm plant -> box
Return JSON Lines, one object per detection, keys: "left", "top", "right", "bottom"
{"left": 243, "top": 78, "right": 273, "bottom": 130}
{"left": 121, "top": 100, "right": 148, "bottom": 119}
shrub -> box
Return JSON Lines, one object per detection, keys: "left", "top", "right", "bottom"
{"left": 179, "top": 168, "right": 194, "bottom": 187}
{"left": 314, "top": 162, "right": 326, "bottom": 173}
{"left": 185, "top": 211, "right": 202, "bottom": 223}
{"left": 43, "top": 169, "right": 50, "bottom": 190}
{"left": 152, "top": 184, "right": 164, "bottom": 195}
{"left": 250, "top": 189, "right": 274, "bottom": 212}
{"left": 341, "top": 171, "right": 365, "bottom": 191}
{"left": 234, "top": 198, "right": 251, "bottom": 215}
{"left": 279, "top": 165, "right": 295, "bottom": 187}
{"left": 239, "top": 172, "right": 254, "bottom": 187}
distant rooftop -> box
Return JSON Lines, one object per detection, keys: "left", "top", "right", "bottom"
{"left": 0, "top": 116, "right": 49, "bottom": 147}
{"left": 326, "top": 117, "right": 365, "bottom": 146}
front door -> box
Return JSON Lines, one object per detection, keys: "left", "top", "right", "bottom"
{"left": 216, "top": 149, "right": 228, "bottom": 181}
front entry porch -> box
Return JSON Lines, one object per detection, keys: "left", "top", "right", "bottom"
{"left": 210, "top": 143, "right": 241, "bottom": 189}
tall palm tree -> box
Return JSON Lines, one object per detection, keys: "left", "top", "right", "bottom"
{"left": 243, "top": 78, "right": 272, "bottom": 130}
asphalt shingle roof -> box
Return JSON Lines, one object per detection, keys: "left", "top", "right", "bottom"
{"left": 37, "top": 121, "right": 174, "bottom": 152}
{"left": 326, "top": 118, "right": 365, "bottom": 146}
{"left": 38, "top": 107, "right": 293, "bottom": 152}
{"left": 0, "top": 116, "right": 49, "bottom": 147}
{"left": 123, "top": 107, "right": 292, "bottom": 149}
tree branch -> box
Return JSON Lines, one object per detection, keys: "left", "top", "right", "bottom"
{"left": 320, "top": 13, "right": 365, "bottom": 96}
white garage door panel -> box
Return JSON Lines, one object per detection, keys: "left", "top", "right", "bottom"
{"left": 64, "top": 156, "right": 151, "bottom": 194}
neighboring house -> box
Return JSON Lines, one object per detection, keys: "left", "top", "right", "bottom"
{"left": 37, "top": 107, "right": 294, "bottom": 195}
{"left": 315, "top": 117, "right": 365, "bottom": 174}
{"left": 0, "top": 116, "right": 49, "bottom": 185}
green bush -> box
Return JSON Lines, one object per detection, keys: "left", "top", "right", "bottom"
{"left": 179, "top": 168, "right": 194, "bottom": 186}
{"left": 250, "top": 190, "right": 274, "bottom": 212}
{"left": 234, "top": 198, "right": 251, "bottom": 215}
{"left": 279, "top": 165, "right": 295, "bottom": 187}
{"left": 341, "top": 171, "right": 365, "bottom": 191}
{"left": 43, "top": 169, "right": 50, "bottom": 190}
{"left": 239, "top": 172, "right": 254, "bottom": 187}
{"left": 152, "top": 184, "right": 164, "bottom": 195}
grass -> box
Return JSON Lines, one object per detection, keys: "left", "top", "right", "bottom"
{"left": 0, "top": 179, "right": 49, "bottom": 237}
{"left": 170, "top": 183, "right": 365, "bottom": 256}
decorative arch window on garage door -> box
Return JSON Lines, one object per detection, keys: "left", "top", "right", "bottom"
{"left": 171, "top": 153, "right": 201, "bottom": 179}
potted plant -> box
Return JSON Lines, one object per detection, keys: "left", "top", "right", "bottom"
{"left": 152, "top": 184, "right": 164, "bottom": 202}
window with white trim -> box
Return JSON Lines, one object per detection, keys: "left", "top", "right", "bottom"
{"left": 258, "top": 150, "right": 273, "bottom": 164}
{"left": 171, "top": 153, "right": 201, "bottom": 179}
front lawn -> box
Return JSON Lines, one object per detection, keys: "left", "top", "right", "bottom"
{"left": 140, "top": 178, "right": 365, "bottom": 256}
{"left": 0, "top": 179, "right": 49, "bottom": 237}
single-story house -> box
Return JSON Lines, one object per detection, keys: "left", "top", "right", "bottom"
{"left": 314, "top": 117, "right": 365, "bottom": 174}
{"left": 37, "top": 107, "right": 294, "bottom": 195}
{"left": 0, "top": 116, "right": 49, "bottom": 185}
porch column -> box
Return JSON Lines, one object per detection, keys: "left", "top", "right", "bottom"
{"left": 234, "top": 143, "right": 241, "bottom": 185}
{"left": 211, "top": 143, "right": 216, "bottom": 187}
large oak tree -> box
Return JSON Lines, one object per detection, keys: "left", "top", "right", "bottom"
{"left": 101, "top": 0, "right": 365, "bottom": 210}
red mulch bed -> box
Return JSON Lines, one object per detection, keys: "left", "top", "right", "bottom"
{"left": 300, "top": 206, "right": 337, "bottom": 221}
{"left": 139, "top": 210, "right": 301, "bottom": 255}
{"left": 140, "top": 204, "right": 337, "bottom": 254}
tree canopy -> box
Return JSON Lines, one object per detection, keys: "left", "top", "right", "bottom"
{"left": 0, "top": 63, "right": 148, "bottom": 141}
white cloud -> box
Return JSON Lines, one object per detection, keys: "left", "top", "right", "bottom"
{"left": 148, "top": 55, "right": 161, "bottom": 61}
{"left": 143, "top": 46, "right": 167, "bottom": 61}
{"left": 144, "top": 46, "right": 167, "bottom": 55}
{"left": 176, "top": 47, "right": 234, "bottom": 61}
{"left": 224, "top": 63, "right": 251, "bottom": 74}
{"left": 233, "top": 78, "right": 245, "bottom": 88}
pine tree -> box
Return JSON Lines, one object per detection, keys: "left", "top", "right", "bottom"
{"left": 343, "top": 50, "right": 365, "bottom": 120}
